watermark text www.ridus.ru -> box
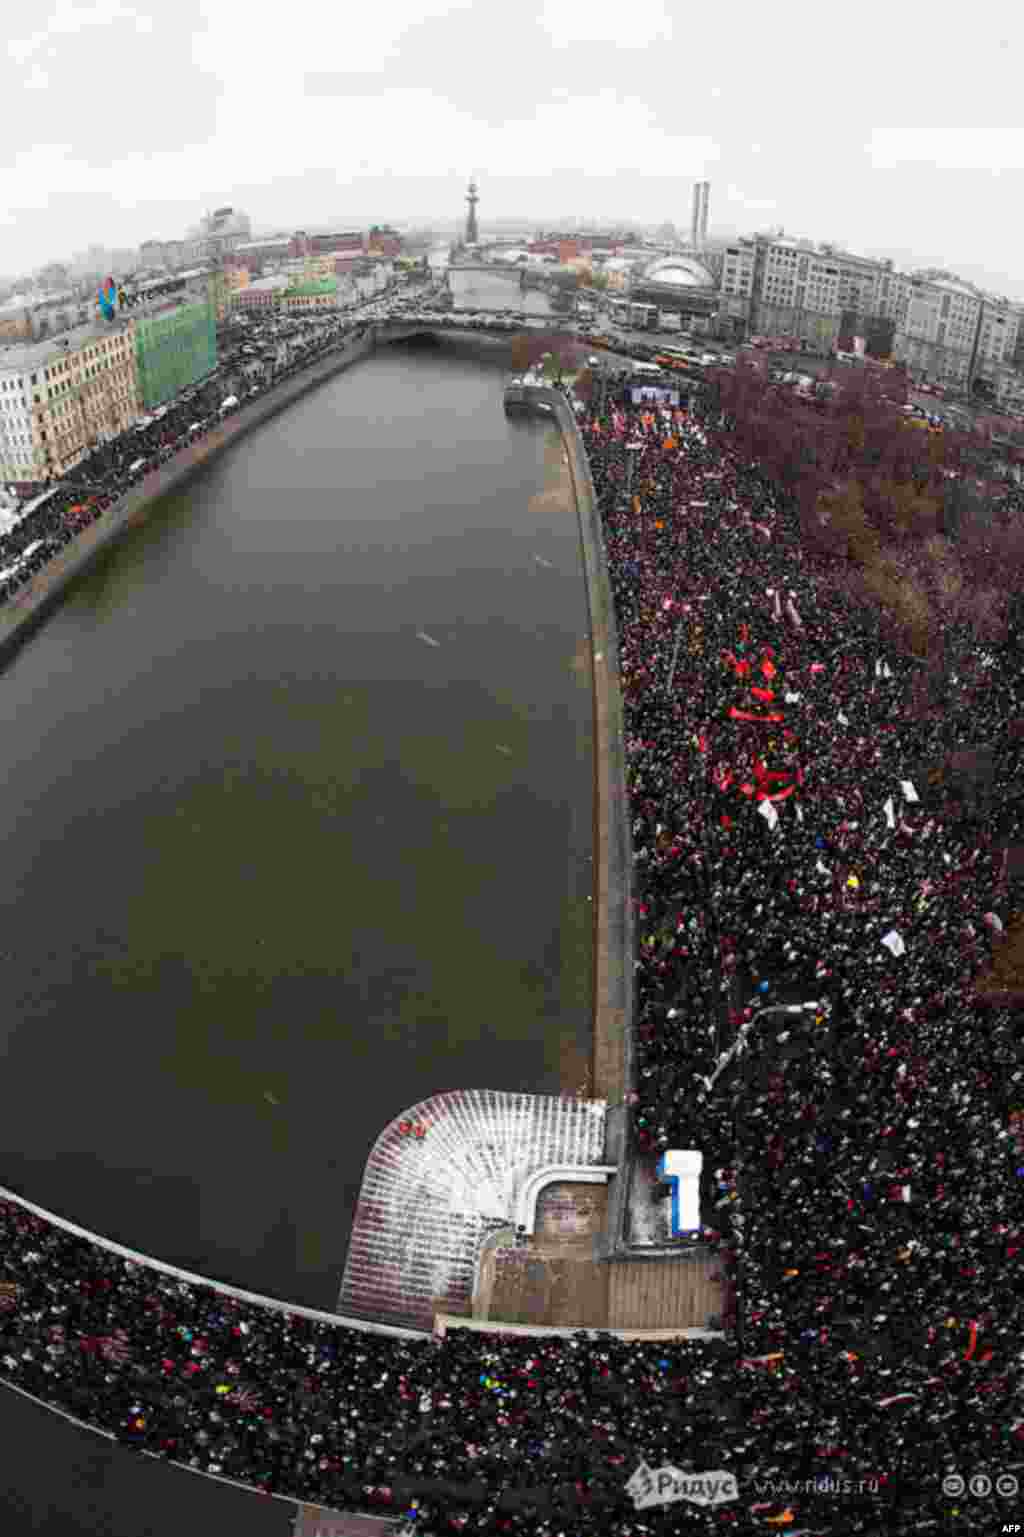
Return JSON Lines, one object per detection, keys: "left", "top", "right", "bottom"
{"left": 753, "top": 1478, "right": 880, "bottom": 1496}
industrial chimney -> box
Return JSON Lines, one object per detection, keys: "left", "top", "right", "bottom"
{"left": 690, "top": 181, "right": 710, "bottom": 251}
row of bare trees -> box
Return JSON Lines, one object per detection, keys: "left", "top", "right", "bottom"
{"left": 698, "top": 360, "right": 1024, "bottom": 671}
{"left": 508, "top": 332, "right": 596, "bottom": 385}
{"left": 695, "top": 360, "right": 1024, "bottom": 1001}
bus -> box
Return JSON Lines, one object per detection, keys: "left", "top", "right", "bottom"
{"left": 655, "top": 345, "right": 705, "bottom": 372}
{"left": 629, "top": 302, "right": 660, "bottom": 332}
{"left": 655, "top": 351, "right": 693, "bottom": 374}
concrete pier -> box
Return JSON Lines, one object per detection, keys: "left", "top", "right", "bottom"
{"left": 338, "top": 1090, "right": 610, "bottom": 1333}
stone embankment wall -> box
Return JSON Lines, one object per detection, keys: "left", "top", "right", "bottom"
{"left": 501, "top": 385, "right": 636, "bottom": 1259}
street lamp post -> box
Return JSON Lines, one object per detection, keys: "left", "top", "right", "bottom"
{"left": 701, "top": 1001, "right": 820, "bottom": 1097}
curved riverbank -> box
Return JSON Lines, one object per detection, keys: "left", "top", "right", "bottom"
{"left": 0, "top": 329, "right": 374, "bottom": 673}
{"left": 501, "top": 385, "right": 636, "bottom": 1261}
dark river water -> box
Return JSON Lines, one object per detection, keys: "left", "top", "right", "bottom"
{"left": 0, "top": 323, "right": 594, "bottom": 1534}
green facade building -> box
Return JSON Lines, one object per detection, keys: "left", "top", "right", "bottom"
{"left": 285, "top": 278, "right": 338, "bottom": 298}
{"left": 133, "top": 299, "right": 217, "bottom": 409}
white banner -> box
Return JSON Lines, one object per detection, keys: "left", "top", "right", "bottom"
{"left": 631, "top": 386, "right": 681, "bottom": 406}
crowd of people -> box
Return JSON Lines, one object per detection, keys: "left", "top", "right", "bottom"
{"left": 0, "top": 355, "right": 1021, "bottom": 1536}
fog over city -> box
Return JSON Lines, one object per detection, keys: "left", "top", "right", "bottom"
{"left": 3, "top": 0, "right": 1022, "bottom": 293}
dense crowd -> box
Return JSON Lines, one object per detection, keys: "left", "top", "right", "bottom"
{"left": 1, "top": 361, "right": 1021, "bottom": 1536}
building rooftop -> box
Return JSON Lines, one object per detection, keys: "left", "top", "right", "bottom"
{"left": 0, "top": 313, "right": 133, "bottom": 374}
{"left": 285, "top": 279, "right": 338, "bottom": 296}
{"left": 233, "top": 237, "right": 294, "bottom": 253}
{"left": 908, "top": 272, "right": 975, "bottom": 298}
{"left": 1, "top": 287, "right": 82, "bottom": 311}
{"left": 131, "top": 295, "right": 207, "bottom": 323}
{"left": 642, "top": 256, "right": 716, "bottom": 289}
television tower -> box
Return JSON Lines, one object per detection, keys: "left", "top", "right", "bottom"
{"left": 465, "top": 179, "right": 480, "bottom": 246}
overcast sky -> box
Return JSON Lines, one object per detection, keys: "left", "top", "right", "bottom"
{"left": 4, "top": 0, "right": 1022, "bottom": 297}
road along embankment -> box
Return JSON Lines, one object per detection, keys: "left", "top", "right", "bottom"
{"left": 505, "top": 385, "right": 636, "bottom": 1257}
{"left": 0, "top": 329, "right": 375, "bottom": 672}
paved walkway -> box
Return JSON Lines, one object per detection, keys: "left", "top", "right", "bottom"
{"left": 561, "top": 398, "right": 632, "bottom": 1112}
{"left": 472, "top": 1183, "right": 721, "bottom": 1331}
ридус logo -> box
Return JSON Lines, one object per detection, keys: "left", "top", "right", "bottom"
{"left": 626, "top": 1460, "right": 739, "bottom": 1509}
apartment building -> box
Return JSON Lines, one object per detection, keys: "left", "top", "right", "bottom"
{"left": 225, "top": 264, "right": 251, "bottom": 301}
{"left": 311, "top": 231, "right": 364, "bottom": 257}
{"left": 231, "top": 238, "right": 294, "bottom": 272}
{"left": 162, "top": 239, "right": 188, "bottom": 270}
{"left": 366, "top": 227, "right": 402, "bottom": 258}
{"left": 972, "top": 295, "right": 1020, "bottom": 376}
{"left": 1011, "top": 307, "right": 1024, "bottom": 371}
{"left": 233, "top": 274, "right": 289, "bottom": 313}
{"left": 139, "top": 239, "right": 167, "bottom": 269}
{"left": 745, "top": 236, "right": 844, "bottom": 352}
{"left": 891, "top": 275, "right": 981, "bottom": 389}
{"left": 602, "top": 257, "right": 634, "bottom": 291}
{"left": 0, "top": 319, "right": 138, "bottom": 481}
{"left": 979, "top": 362, "right": 1024, "bottom": 415}
{"left": 0, "top": 365, "right": 36, "bottom": 480}
{"left": 281, "top": 278, "right": 340, "bottom": 315}
{"left": 870, "top": 269, "right": 913, "bottom": 336}
{"left": 689, "top": 217, "right": 1024, "bottom": 404}
{"left": 302, "top": 252, "right": 342, "bottom": 282}
{"left": 0, "top": 301, "right": 33, "bottom": 343}
{"left": 832, "top": 249, "right": 895, "bottom": 319}
{"left": 719, "top": 239, "right": 756, "bottom": 333}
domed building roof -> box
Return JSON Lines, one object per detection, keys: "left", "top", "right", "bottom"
{"left": 642, "top": 256, "right": 715, "bottom": 288}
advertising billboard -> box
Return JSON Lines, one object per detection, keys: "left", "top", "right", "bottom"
{"left": 631, "top": 385, "right": 681, "bottom": 406}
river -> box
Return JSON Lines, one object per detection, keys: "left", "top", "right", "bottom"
{"left": 0, "top": 334, "right": 592, "bottom": 1307}
{"left": 0, "top": 321, "right": 596, "bottom": 1536}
